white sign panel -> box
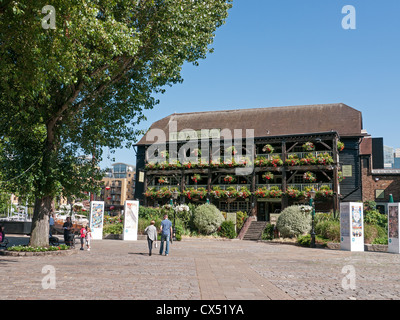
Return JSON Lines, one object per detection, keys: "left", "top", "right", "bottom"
{"left": 340, "top": 202, "right": 364, "bottom": 251}
{"left": 123, "top": 200, "right": 139, "bottom": 241}
{"left": 388, "top": 203, "right": 400, "bottom": 253}
{"left": 90, "top": 201, "right": 105, "bottom": 240}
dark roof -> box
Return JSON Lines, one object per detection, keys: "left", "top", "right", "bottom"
{"left": 136, "top": 103, "right": 363, "bottom": 145}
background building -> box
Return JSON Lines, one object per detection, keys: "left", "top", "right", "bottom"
{"left": 100, "top": 163, "right": 136, "bottom": 214}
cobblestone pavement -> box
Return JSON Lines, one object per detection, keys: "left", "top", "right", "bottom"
{"left": 1, "top": 235, "right": 400, "bottom": 300}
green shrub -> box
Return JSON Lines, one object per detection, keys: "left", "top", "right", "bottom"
{"left": 364, "top": 209, "right": 387, "bottom": 229}
{"left": 372, "top": 236, "right": 388, "bottom": 245}
{"left": 262, "top": 223, "right": 275, "bottom": 240}
{"left": 193, "top": 204, "right": 224, "bottom": 234}
{"left": 276, "top": 205, "right": 312, "bottom": 238}
{"left": 218, "top": 221, "right": 237, "bottom": 239}
{"left": 297, "top": 234, "right": 328, "bottom": 247}
{"left": 315, "top": 220, "right": 340, "bottom": 242}
{"left": 236, "top": 211, "right": 248, "bottom": 231}
{"left": 364, "top": 224, "right": 387, "bottom": 244}
{"left": 103, "top": 222, "right": 123, "bottom": 235}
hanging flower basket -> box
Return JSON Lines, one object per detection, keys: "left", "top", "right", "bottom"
{"left": 223, "top": 175, "right": 236, "bottom": 183}
{"left": 226, "top": 146, "right": 238, "bottom": 155}
{"left": 302, "top": 142, "right": 315, "bottom": 151}
{"left": 262, "top": 172, "right": 274, "bottom": 181}
{"left": 337, "top": 141, "right": 345, "bottom": 152}
{"left": 262, "top": 144, "right": 274, "bottom": 154}
{"left": 158, "top": 176, "right": 168, "bottom": 184}
{"left": 192, "top": 148, "right": 202, "bottom": 157}
{"left": 191, "top": 174, "right": 201, "bottom": 183}
{"left": 303, "top": 171, "right": 316, "bottom": 182}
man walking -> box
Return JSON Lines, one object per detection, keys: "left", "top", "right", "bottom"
{"left": 159, "top": 214, "right": 173, "bottom": 256}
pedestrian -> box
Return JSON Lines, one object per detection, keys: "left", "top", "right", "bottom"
{"left": 86, "top": 227, "right": 92, "bottom": 251}
{"left": 144, "top": 220, "right": 157, "bottom": 256}
{"left": 159, "top": 214, "right": 173, "bottom": 256}
{"left": 79, "top": 225, "right": 87, "bottom": 250}
{"left": 63, "top": 217, "right": 73, "bottom": 246}
{"left": 49, "top": 213, "right": 55, "bottom": 237}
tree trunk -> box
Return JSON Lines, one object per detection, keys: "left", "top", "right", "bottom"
{"left": 29, "top": 195, "right": 53, "bottom": 247}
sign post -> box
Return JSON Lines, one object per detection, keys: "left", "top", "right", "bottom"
{"left": 123, "top": 200, "right": 139, "bottom": 241}
{"left": 388, "top": 203, "right": 400, "bottom": 253}
{"left": 340, "top": 202, "right": 364, "bottom": 251}
{"left": 90, "top": 201, "right": 105, "bottom": 240}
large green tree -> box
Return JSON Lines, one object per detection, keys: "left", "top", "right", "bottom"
{"left": 0, "top": 0, "right": 232, "bottom": 246}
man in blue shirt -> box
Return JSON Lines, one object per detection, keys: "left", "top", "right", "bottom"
{"left": 159, "top": 214, "right": 173, "bottom": 256}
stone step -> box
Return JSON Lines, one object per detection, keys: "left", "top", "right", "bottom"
{"left": 242, "top": 221, "right": 269, "bottom": 241}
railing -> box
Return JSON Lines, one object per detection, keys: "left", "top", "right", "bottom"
{"left": 286, "top": 151, "right": 333, "bottom": 159}
{"left": 150, "top": 183, "right": 332, "bottom": 192}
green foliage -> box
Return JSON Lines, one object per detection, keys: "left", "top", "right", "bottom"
{"left": 193, "top": 204, "right": 224, "bottom": 235}
{"left": 364, "top": 209, "right": 387, "bottom": 229}
{"left": 103, "top": 222, "right": 123, "bottom": 235}
{"left": 7, "top": 244, "right": 70, "bottom": 252}
{"left": 315, "top": 220, "right": 340, "bottom": 242}
{"left": 262, "top": 223, "right": 275, "bottom": 240}
{"left": 218, "top": 221, "right": 236, "bottom": 239}
{"left": 236, "top": 211, "right": 248, "bottom": 231}
{"left": 297, "top": 234, "right": 328, "bottom": 247}
{"left": 0, "top": 1, "right": 232, "bottom": 246}
{"left": 276, "top": 205, "right": 312, "bottom": 238}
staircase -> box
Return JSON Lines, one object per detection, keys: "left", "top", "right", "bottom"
{"left": 242, "top": 221, "right": 269, "bottom": 241}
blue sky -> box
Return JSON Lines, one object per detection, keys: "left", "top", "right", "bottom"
{"left": 99, "top": 0, "right": 400, "bottom": 168}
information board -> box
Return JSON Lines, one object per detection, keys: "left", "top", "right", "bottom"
{"left": 340, "top": 202, "right": 364, "bottom": 251}
{"left": 388, "top": 203, "right": 400, "bottom": 253}
{"left": 90, "top": 201, "right": 105, "bottom": 240}
{"left": 123, "top": 200, "right": 139, "bottom": 241}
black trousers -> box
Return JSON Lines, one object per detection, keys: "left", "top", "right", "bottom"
{"left": 147, "top": 238, "right": 153, "bottom": 254}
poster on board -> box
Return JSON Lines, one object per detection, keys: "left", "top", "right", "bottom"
{"left": 123, "top": 200, "right": 139, "bottom": 241}
{"left": 340, "top": 202, "right": 364, "bottom": 251}
{"left": 388, "top": 203, "right": 400, "bottom": 253}
{"left": 90, "top": 201, "right": 105, "bottom": 240}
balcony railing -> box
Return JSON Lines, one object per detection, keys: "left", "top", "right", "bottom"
{"left": 150, "top": 183, "right": 332, "bottom": 192}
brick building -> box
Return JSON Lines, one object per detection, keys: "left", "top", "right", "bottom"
{"left": 360, "top": 137, "right": 400, "bottom": 213}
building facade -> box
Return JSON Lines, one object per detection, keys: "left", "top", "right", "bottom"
{"left": 134, "top": 103, "right": 366, "bottom": 221}
{"left": 100, "top": 163, "right": 136, "bottom": 214}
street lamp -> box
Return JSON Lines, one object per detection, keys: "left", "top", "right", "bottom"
{"left": 309, "top": 189, "right": 316, "bottom": 248}
{"left": 170, "top": 190, "right": 179, "bottom": 241}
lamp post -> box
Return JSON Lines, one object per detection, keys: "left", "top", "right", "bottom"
{"left": 309, "top": 189, "right": 316, "bottom": 248}
{"left": 170, "top": 190, "right": 179, "bottom": 241}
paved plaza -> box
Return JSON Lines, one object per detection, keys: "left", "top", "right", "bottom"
{"left": 1, "top": 235, "right": 400, "bottom": 300}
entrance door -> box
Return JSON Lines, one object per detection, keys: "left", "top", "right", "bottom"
{"left": 257, "top": 202, "right": 269, "bottom": 221}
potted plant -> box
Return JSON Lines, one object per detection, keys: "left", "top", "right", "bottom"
{"left": 302, "top": 142, "right": 315, "bottom": 151}
{"left": 223, "top": 175, "right": 236, "bottom": 183}
{"left": 191, "top": 174, "right": 201, "bottom": 183}
{"left": 262, "top": 172, "right": 274, "bottom": 182}
{"left": 262, "top": 144, "right": 274, "bottom": 154}
{"left": 285, "top": 154, "right": 299, "bottom": 166}
{"left": 337, "top": 141, "right": 345, "bottom": 152}
{"left": 268, "top": 155, "right": 283, "bottom": 167}
{"left": 303, "top": 171, "right": 316, "bottom": 183}
{"left": 286, "top": 187, "right": 305, "bottom": 199}
{"left": 237, "top": 186, "right": 251, "bottom": 199}
{"left": 268, "top": 186, "right": 283, "bottom": 198}
{"left": 226, "top": 146, "right": 238, "bottom": 155}
{"left": 158, "top": 176, "right": 168, "bottom": 184}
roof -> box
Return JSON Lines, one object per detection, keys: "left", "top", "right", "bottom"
{"left": 136, "top": 103, "right": 363, "bottom": 145}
